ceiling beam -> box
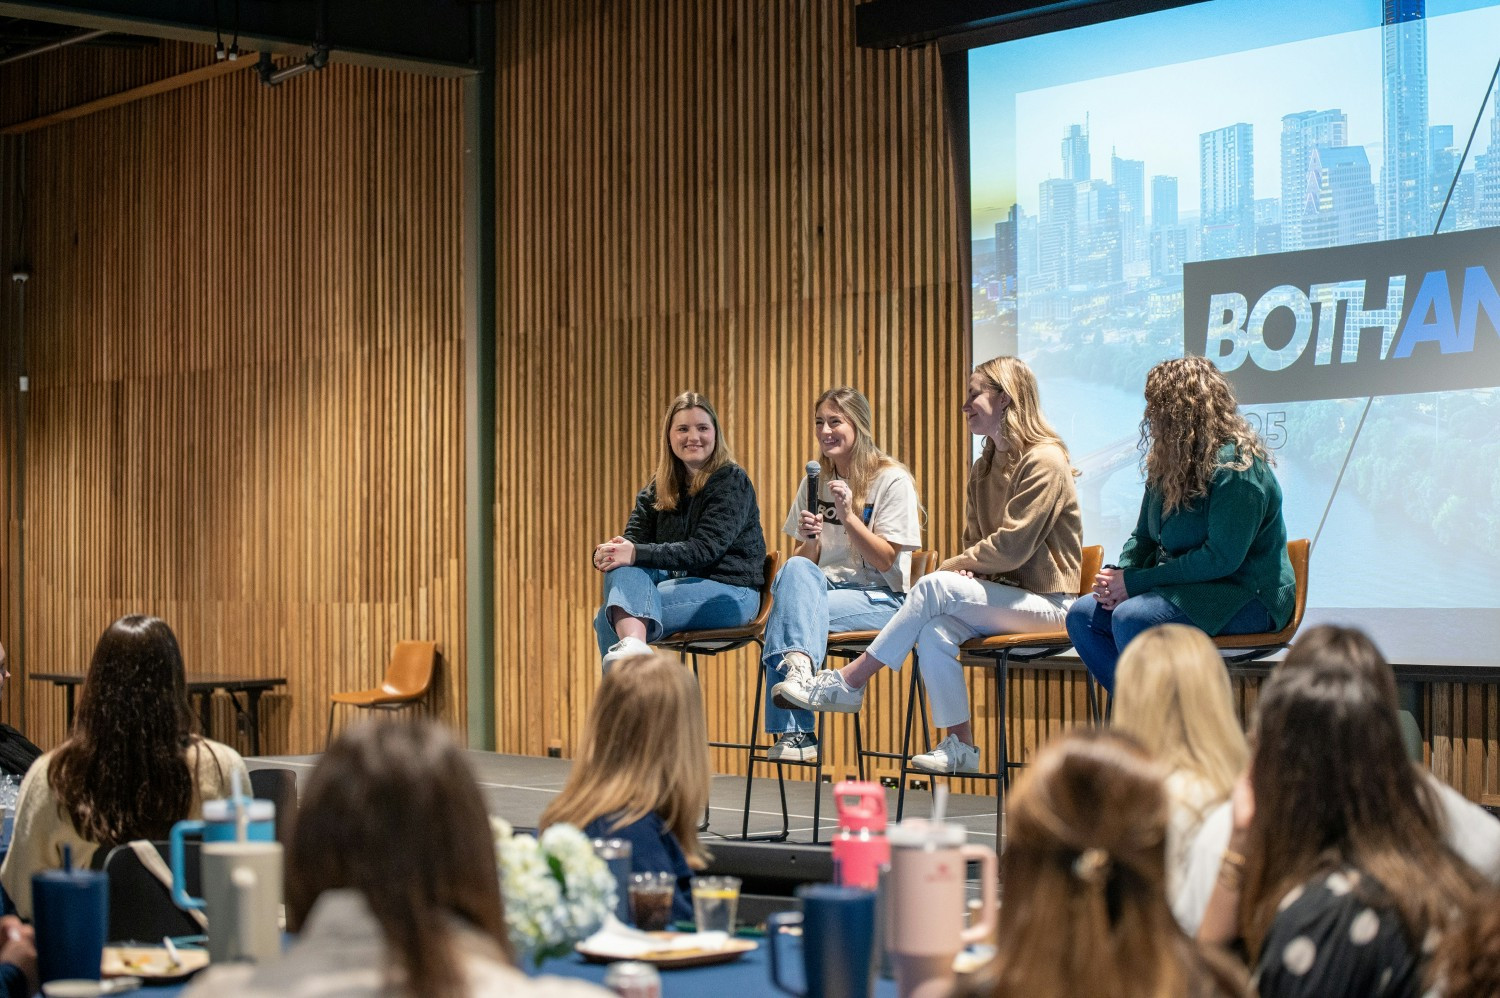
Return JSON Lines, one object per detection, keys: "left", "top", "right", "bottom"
{"left": 0, "top": 0, "right": 482, "bottom": 75}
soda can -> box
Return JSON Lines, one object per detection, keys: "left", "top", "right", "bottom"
{"left": 604, "top": 960, "right": 662, "bottom": 997}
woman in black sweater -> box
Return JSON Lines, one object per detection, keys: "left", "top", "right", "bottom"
{"left": 592, "top": 391, "right": 766, "bottom": 666}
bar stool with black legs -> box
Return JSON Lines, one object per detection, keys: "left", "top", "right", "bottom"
{"left": 895, "top": 545, "right": 1104, "bottom": 846}
{"left": 653, "top": 552, "right": 803, "bottom": 841}
{"left": 822, "top": 549, "right": 940, "bottom": 824}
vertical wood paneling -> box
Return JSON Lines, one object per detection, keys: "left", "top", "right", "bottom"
{"left": 0, "top": 54, "right": 466, "bottom": 754}
{"left": 494, "top": 0, "right": 969, "bottom": 780}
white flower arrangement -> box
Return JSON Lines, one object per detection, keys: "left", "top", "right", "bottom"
{"left": 492, "top": 817, "right": 617, "bottom": 966}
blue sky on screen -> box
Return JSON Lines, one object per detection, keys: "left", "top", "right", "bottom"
{"left": 970, "top": 0, "right": 1500, "bottom": 230}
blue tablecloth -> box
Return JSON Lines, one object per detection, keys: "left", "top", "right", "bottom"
{"left": 537, "top": 944, "right": 900, "bottom": 996}
{"left": 132, "top": 940, "right": 903, "bottom": 996}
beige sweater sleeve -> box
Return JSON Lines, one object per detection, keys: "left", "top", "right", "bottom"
{"left": 947, "top": 443, "right": 1075, "bottom": 578}
{"left": 0, "top": 739, "right": 249, "bottom": 918}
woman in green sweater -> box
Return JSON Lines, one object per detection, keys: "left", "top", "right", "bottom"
{"left": 1065, "top": 357, "right": 1295, "bottom": 693}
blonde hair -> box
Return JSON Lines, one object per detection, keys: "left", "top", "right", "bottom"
{"left": 990, "top": 730, "right": 1246, "bottom": 998}
{"left": 540, "top": 652, "right": 711, "bottom": 866}
{"left": 652, "top": 392, "right": 737, "bottom": 512}
{"left": 813, "top": 387, "right": 906, "bottom": 511}
{"left": 1112, "top": 624, "right": 1248, "bottom": 804}
{"left": 1140, "top": 357, "right": 1270, "bottom": 514}
{"left": 972, "top": 356, "right": 1074, "bottom": 472}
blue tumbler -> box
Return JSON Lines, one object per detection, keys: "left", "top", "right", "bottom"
{"left": 33, "top": 845, "right": 109, "bottom": 984}
{"left": 768, "top": 884, "right": 877, "bottom": 998}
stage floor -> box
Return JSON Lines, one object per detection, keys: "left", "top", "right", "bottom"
{"left": 249, "top": 750, "right": 1001, "bottom": 848}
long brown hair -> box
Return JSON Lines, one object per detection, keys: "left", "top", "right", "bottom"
{"left": 972, "top": 356, "right": 1073, "bottom": 471}
{"left": 990, "top": 729, "right": 1246, "bottom": 998}
{"left": 1435, "top": 889, "right": 1500, "bottom": 998}
{"left": 285, "top": 720, "right": 512, "bottom": 998}
{"left": 651, "top": 391, "right": 737, "bottom": 512}
{"left": 48, "top": 615, "right": 199, "bottom": 848}
{"left": 540, "top": 652, "right": 711, "bottom": 866}
{"left": 1139, "top": 357, "right": 1269, "bottom": 513}
{"left": 813, "top": 386, "right": 906, "bottom": 512}
{"left": 1241, "top": 662, "right": 1481, "bottom": 958}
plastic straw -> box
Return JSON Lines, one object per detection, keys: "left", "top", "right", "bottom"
{"left": 932, "top": 785, "right": 949, "bottom": 825}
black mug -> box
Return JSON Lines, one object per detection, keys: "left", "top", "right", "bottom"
{"left": 768, "top": 884, "right": 876, "bottom": 998}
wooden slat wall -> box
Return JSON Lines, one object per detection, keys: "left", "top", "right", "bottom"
{"left": 0, "top": 53, "right": 467, "bottom": 754}
{"left": 0, "top": 40, "right": 209, "bottom": 130}
{"left": 489, "top": 0, "right": 1500, "bottom": 804}
{"left": 493, "top": 0, "right": 969, "bottom": 773}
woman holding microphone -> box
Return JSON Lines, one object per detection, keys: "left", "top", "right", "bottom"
{"left": 592, "top": 391, "right": 766, "bottom": 667}
{"left": 774, "top": 357, "right": 1081, "bottom": 775}
{"left": 757, "top": 387, "right": 922, "bottom": 763}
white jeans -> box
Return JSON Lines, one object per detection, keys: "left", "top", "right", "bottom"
{"left": 864, "top": 571, "right": 1073, "bottom": 728}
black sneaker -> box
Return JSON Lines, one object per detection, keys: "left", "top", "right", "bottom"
{"left": 766, "top": 731, "right": 819, "bottom": 763}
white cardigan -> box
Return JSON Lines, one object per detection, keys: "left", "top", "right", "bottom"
{"left": 0, "top": 737, "right": 248, "bottom": 917}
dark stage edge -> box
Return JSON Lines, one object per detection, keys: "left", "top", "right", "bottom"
{"left": 247, "top": 751, "right": 1002, "bottom": 848}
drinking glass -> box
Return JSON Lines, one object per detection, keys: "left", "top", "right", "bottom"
{"left": 627, "top": 872, "right": 676, "bottom": 932}
{"left": 691, "top": 875, "right": 741, "bottom": 934}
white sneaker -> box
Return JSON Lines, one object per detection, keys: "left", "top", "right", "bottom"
{"left": 771, "top": 653, "right": 816, "bottom": 710}
{"left": 909, "top": 733, "right": 980, "bottom": 775}
{"left": 772, "top": 670, "right": 865, "bottom": 713}
{"left": 602, "top": 635, "right": 652, "bottom": 669}
{"left": 766, "top": 731, "right": 819, "bottom": 762}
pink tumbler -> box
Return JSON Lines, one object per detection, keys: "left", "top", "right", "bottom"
{"left": 831, "top": 781, "right": 889, "bottom": 891}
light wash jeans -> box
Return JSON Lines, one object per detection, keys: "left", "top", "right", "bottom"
{"left": 864, "top": 571, "right": 1072, "bottom": 729}
{"left": 1065, "top": 592, "right": 1272, "bottom": 694}
{"left": 593, "top": 566, "right": 760, "bottom": 658}
{"left": 759, "top": 556, "right": 905, "bottom": 735}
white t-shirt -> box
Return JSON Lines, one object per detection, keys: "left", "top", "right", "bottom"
{"left": 783, "top": 465, "right": 921, "bottom": 592}
{"left": 1170, "top": 770, "right": 1500, "bottom": 935}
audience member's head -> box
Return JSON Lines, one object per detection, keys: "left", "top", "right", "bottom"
{"left": 1242, "top": 658, "right": 1479, "bottom": 956}
{"left": 1279, "top": 623, "right": 1398, "bottom": 707}
{"left": 286, "top": 720, "right": 510, "bottom": 997}
{"left": 48, "top": 614, "right": 198, "bottom": 846}
{"left": 1113, "top": 624, "right": 1247, "bottom": 798}
{"left": 540, "top": 651, "right": 710, "bottom": 865}
{"left": 989, "top": 729, "right": 1245, "bottom": 998}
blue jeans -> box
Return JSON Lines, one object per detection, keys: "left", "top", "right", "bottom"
{"left": 594, "top": 567, "right": 760, "bottom": 658}
{"left": 760, "top": 556, "right": 905, "bottom": 735}
{"left": 1066, "top": 592, "right": 1272, "bottom": 693}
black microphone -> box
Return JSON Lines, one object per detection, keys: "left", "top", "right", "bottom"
{"left": 805, "top": 461, "right": 821, "bottom": 518}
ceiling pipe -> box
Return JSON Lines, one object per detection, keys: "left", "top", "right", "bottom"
{"left": 0, "top": 28, "right": 109, "bottom": 67}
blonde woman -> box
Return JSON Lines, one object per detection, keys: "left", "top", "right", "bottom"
{"left": 1111, "top": 624, "right": 1247, "bottom": 916}
{"left": 540, "top": 652, "right": 711, "bottom": 923}
{"left": 776, "top": 358, "right": 1081, "bottom": 775}
{"left": 1066, "top": 357, "right": 1294, "bottom": 693}
{"left": 759, "top": 388, "right": 922, "bottom": 762}
{"left": 592, "top": 392, "right": 766, "bottom": 666}
{"left": 986, "top": 729, "right": 1245, "bottom": 998}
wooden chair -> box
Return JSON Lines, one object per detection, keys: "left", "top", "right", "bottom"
{"left": 822, "top": 549, "right": 940, "bottom": 822}
{"left": 1214, "top": 538, "right": 1311, "bottom": 663}
{"left": 653, "top": 552, "right": 788, "bottom": 841}
{"left": 897, "top": 545, "right": 1104, "bottom": 842}
{"left": 325, "top": 641, "right": 438, "bottom": 746}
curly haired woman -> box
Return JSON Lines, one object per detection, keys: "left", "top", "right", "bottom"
{"left": 1064, "top": 357, "right": 1294, "bottom": 692}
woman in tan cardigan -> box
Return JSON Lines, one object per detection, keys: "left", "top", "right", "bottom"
{"left": 775, "top": 357, "right": 1081, "bottom": 774}
{"left": 0, "top": 615, "right": 247, "bottom": 917}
